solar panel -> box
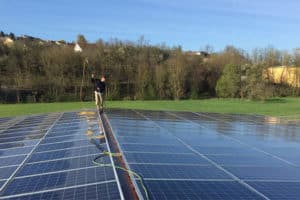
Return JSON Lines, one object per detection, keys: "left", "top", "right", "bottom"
{"left": 0, "top": 111, "right": 124, "bottom": 200}
{"left": 106, "top": 108, "right": 300, "bottom": 200}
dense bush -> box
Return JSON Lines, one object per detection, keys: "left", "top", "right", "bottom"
{"left": 216, "top": 64, "right": 241, "bottom": 98}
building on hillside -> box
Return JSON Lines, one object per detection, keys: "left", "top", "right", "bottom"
{"left": 185, "top": 51, "right": 210, "bottom": 56}
{"left": 185, "top": 51, "right": 211, "bottom": 62}
{"left": 74, "top": 43, "right": 82, "bottom": 52}
{"left": 266, "top": 66, "right": 300, "bottom": 87}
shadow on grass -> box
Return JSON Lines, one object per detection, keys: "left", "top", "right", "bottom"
{"left": 265, "top": 98, "right": 287, "bottom": 103}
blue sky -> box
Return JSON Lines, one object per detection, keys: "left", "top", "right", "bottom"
{"left": 1, "top": 0, "right": 300, "bottom": 51}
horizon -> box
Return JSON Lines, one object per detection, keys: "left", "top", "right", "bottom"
{"left": 3, "top": 30, "right": 300, "bottom": 55}
{"left": 2, "top": 0, "right": 300, "bottom": 52}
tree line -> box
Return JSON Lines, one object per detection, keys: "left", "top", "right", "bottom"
{"left": 1, "top": 33, "right": 300, "bottom": 103}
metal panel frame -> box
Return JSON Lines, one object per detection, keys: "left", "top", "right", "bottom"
{"left": 103, "top": 113, "right": 144, "bottom": 200}
{"left": 99, "top": 112, "right": 125, "bottom": 200}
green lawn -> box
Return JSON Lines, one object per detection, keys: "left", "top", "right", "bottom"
{"left": 1, "top": 97, "right": 300, "bottom": 117}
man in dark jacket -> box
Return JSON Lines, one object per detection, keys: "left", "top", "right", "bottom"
{"left": 91, "top": 74, "right": 106, "bottom": 110}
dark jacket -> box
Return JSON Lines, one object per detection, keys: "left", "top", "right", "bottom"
{"left": 91, "top": 78, "right": 106, "bottom": 93}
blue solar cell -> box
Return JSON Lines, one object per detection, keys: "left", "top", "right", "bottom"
{"left": 0, "top": 134, "right": 44, "bottom": 144}
{"left": 237, "top": 136, "right": 300, "bottom": 149}
{"left": 52, "top": 124, "right": 88, "bottom": 131}
{"left": 180, "top": 137, "right": 244, "bottom": 147}
{"left": 156, "top": 121, "right": 198, "bottom": 130}
{"left": 114, "top": 128, "right": 168, "bottom": 137}
{"left": 277, "top": 156, "right": 300, "bottom": 165}
{"left": 121, "top": 144, "right": 191, "bottom": 153}
{"left": 3, "top": 167, "right": 115, "bottom": 196}
{"left": 3, "top": 127, "right": 46, "bottom": 134}
{"left": 0, "top": 166, "right": 17, "bottom": 179}
{"left": 35, "top": 140, "right": 93, "bottom": 152}
{"left": 0, "top": 155, "right": 26, "bottom": 167}
{"left": 206, "top": 154, "right": 288, "bottom": 166}
{"left": 130, "top": 164, "right": 231, "bottom": 179}
{"left": 110, "top": 118, "right": 154, "bottom": 124}
{"left": 225, "top": 166, "right": 300, "bottom": 180}
{"left": 263, "top": 147, "right": 300, "bottom": 156}
{"left": 0, "top": 130, "right": 45, "bottom": 139}
{"left": 143, "top": 180, "right": 265, "bottom": 200}
{"left": 47, "top": 128, "right": 88, "bottom": 137}
{"left": 17, "top": 155, "right": 109, "bottom": 177}
{"left": 247, "top": 181, "right": 300, "bottom": 200}
{"left": 0, "top": 140, "right": 38, "bottom": 149}
{"left": 0, "top": 180, "right": 5, "bottom": 189}
{"left": 41, "top": 134, "right": 87, "bottom": 144}
{"left": 51, "top": 125, "right": 89, "bottom": 132}
{"left": 108, "top": 117, "right": 139, "bottom": 122}
{"left": 28, "top": 145, "right": 104, "bottom": 163}
{"left": 137, "top": 110, "right": 179, "bottom": 120}
{"left": 112, "top": 125, "right": 159, "bottom": 132}
{"left": 6, "top": 181, "right": 122, "bottom": 200}
{"left": 171, "top": 112, "right": 258, "bottom": 131}
{"left": 116, "top": 136, "right": 182, "bottom": 145}
{"left": 56, "top": 118, "right": 82, "bottom": 123}
{"left": 0, "top": 146, "right": 32, "bottom": 157}
{"left": 54, "top": 121, "right": 84, "bottom": 127}
{"left": 173, "top": 129, "right": 220, "bottom": 138}
{"left": 258, "top": 148, "right": 300, "bottom": 165}
{"left": 110, "top": 118, "right": 155, "bottom": 124}
{"left": 2, "top": 129, "right": 27, "bottom": 135}
{"left": 124, "top": 152, "right": 210, "bottom": 164}
{"left": 14, "top": 122, "right": 51, "bottom": 128}
{"left": 192, "top": 146, "right": 258, "bottom": 155}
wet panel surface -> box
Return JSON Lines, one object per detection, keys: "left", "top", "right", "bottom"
{"left": 0, "top": 111, "right": 122, "bottom": 200}
{"left": 107, "top": 109, "right": 300, "bottom": 200}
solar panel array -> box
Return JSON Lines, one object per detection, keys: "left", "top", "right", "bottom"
{"left": 1, "top": 109, "right": 300, "bottom": 200}
{"left": 0, "top": 111, "right": 123, "bottom": 200}
{"left": 106, "top": 109, "right": 300, "bottom": 200}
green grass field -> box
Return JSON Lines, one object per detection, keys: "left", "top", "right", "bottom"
{"left": 1, "top": 97, "right": 300, "bottom": 118}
